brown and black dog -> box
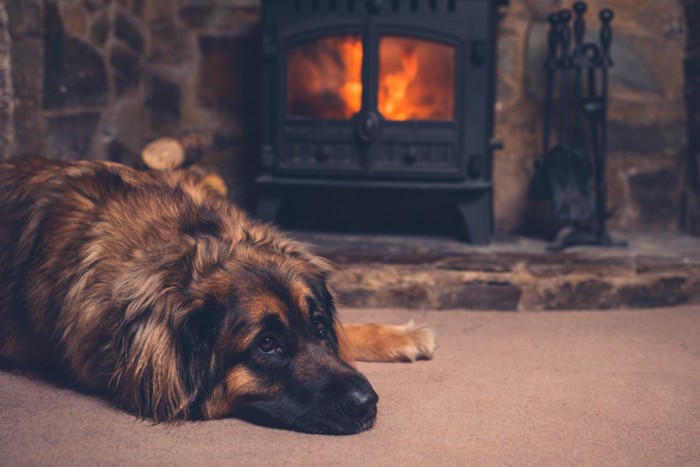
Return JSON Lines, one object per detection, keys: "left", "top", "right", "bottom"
{"left": 0, "top": 158, "right": 434, "bottom": 434}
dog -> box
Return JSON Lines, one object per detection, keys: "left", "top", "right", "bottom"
{"left": 0, "top": 158, "right": 435, "bottom": 434}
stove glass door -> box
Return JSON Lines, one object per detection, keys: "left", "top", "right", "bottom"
{"left": 378, "top": 36, "right": 455, "bottom": 121}
{"left": 286, "top": 35, "right": 363, "bottom": 120}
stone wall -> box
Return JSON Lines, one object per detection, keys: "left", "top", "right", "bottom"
{"left": 0, "top": 0, "right": 690, "bottom": 236}
{"left": 0, "top": 0, "right": 46, "bottom": 160}
{"left": 683, "top": 0, "right": 700, "bottom": 236}
{"left": 0, "top": 2, "right": 13, "bottom": 156}
{"left": 1, "top": 0, "right": 261, "bottom": 199}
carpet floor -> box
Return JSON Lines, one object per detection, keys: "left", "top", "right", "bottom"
{"left": 1, "top": 306, "right": 699, "bottom": 465}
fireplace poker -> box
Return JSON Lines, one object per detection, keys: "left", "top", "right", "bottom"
{"left": 572, "top": 1, "right": 587, "bottom": 149}
{"left": 594, "top": 9, "right": 626, "bottom": 246}
{"left": 543, "top": 12, "right": 560, "bottom": 160}
{"left": 529, "top": 12, "right": 561, "bottom": 201}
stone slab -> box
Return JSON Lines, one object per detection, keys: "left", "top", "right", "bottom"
{"left": 290, "top": 230, "right": 700, "bottom": 311}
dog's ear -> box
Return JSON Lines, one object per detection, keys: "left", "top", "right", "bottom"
{"left": 245, "top": 224, "right": 335, "bottom": 281}
{"left": 285, "top": 242, "right": 334, "bottom": 282}
{"left": 111, "top": 249, "right": 227, "bottom": 422}
{"left": 177, "top": 297, "right": 224, "bottom": 417}
{"left": 319, "top": 281, "right": 337, "bottom": 320}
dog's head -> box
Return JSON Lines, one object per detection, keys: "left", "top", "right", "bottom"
{"left": 113, "top": 234, "right": 377, "bottom": 434}
{"left": 195, "top": 246, "right": 378, "bottom": 435}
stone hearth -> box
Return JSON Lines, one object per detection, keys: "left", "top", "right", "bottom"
{"left": 289, "top": 230, "right": 700, "bottom": 310}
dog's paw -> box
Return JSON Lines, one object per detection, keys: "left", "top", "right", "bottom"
{"left": 394, "top": 320, "right": 436, "bottom": 362}
{"left": 341, "top": 320, "right": 437, "bottom": 363}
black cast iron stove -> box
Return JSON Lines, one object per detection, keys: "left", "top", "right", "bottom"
{"left": 256, "top": 0, "right": 504, "bottom": 244}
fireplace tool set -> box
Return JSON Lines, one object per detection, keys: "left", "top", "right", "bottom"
{"left": 530, "top": 2, "right": 626, "bottom": 250}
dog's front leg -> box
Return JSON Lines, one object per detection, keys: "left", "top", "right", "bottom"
{"left": 338, "top": 321, "right": 436, "bottom": 363}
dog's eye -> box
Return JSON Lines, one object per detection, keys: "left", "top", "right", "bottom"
{"left": 313, "top": 316, "right": 326, "bottom": 338}
{"left": 257, "top": 335, "right": 279, "bottom": 354}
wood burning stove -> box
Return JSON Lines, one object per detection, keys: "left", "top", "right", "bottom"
{"left": 256, "top": 0, "right": 503, "bottom": 244}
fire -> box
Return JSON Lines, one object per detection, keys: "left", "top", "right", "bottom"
{"left": 287, "top": 35, "right": 454, "bottom": 121}
{"left": 338, "top": 39, "right": 363, "bottom": 116}
{"left": 287, "top": 36, "right": 363, "bottom": 119}
{"left": 378, "top": 51, "right": 419, "bottom": 120}
{"left": 378, "top": 36, "right": 454, "bottom": 121}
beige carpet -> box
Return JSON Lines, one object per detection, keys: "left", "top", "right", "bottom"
{"left": 1, "top": 306, "right": 699, "bottom": 465}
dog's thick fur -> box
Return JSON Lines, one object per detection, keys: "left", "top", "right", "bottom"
{"left": 0, "top": 158, "right": 435, "bottom": 434}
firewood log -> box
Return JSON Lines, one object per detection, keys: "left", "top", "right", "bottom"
{"left": 141, "top": 135, "right": 207, "bottom": 171}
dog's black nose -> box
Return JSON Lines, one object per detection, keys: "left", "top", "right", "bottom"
{"left": 339, "top": 386, "right": 379, "bottom": 420}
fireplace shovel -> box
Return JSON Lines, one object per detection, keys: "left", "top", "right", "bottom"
{"left": 542, "top": 11, "right": 594, "bottom": 223}
{"left": 528, "top": 12, "right": 559, "bottom": 201}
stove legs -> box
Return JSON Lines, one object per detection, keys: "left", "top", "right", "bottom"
{"left": 254, "top": 182, "right": 493, "bottom": 245}
{"left": 457, "top": 191, "right": 492, "bottom": 245}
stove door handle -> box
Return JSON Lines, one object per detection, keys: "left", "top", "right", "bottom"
{"left": 489, "top": 138, "right": 505, "bottom": 151}
{"left": 470, "top": 39, "right": 486, "bottom": 66}
{"left": 356, "top": 110, "right": 381, "bottom": 143}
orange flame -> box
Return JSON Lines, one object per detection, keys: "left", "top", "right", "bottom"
{"left": 378, "top": 36, "right": 454, "bottom": 121}
{"left": 379, "top": 51, "right": 419, "bottom": 120}
{"left": 287, "top": 36, "right": 363, "bottom": 119}
{"left": 287, "top": 35, "right": 454, "bottom": 121}
{"left": 338, "top": 39, "right": 363, "bottom": 116}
